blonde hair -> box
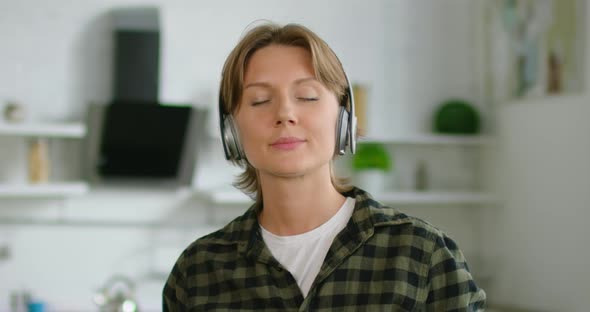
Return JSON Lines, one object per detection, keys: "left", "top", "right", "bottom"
{"left": 219, "top": 22, "right": 352, "bottom": 202}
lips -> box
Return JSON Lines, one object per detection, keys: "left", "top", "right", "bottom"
{"left": 270, "top": 137, "right": 305, "bottom": 150}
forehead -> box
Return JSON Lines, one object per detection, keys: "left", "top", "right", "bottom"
{"left": 243, "top": 44, "right": 315, "bottom": 84}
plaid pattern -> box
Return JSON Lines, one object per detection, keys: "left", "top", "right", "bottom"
{"left": 163, "top": 187, "right": 486, "bottom": 311}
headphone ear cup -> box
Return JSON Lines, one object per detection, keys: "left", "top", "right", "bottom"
{"left": 335, "top": 106, "right": 349, "bottom": 155}
{"left": 223, "top": 116, "right": 244, "bottom": 160}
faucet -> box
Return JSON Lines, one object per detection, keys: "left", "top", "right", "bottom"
{"left": 93, "top": 275, "right": 139, "bottom": 312}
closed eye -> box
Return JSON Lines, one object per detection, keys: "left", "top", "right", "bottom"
{"left": 252, "top": 100, "right": 270, "bottom": 106}
{"left": 297, "top": 97, "right": 319, "bottom": 102}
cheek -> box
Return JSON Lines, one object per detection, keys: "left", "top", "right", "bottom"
{"left": 314, "top": 112, "right": 339, "bottom": 150}
{"left": 235, "top": 114, "right": 266, "bottom": 157}
{"left": 236, "top": 119, "right": 256, "bottom": 149}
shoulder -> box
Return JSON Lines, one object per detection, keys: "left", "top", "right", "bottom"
{"left": 174, "top": 204, "right": 258, "bottom": 269}
{"left": 350, "top": 187, "right": 448, "bottom": 250}
{"left": 366, "top": 204, "right": 454, "bottom": 264}
{"left": 372, "top": 205, "right": 449, "bottom": 245}
{"left": 163, "top": 207, "right": 258, "bottom": 303}
{"left": 350, "top": 188, "right": 468, "bottom": 269}
{"left": 360, "top": 198, "right": 486, "bottom": 308}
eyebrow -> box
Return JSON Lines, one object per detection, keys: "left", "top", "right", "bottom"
{"left": 243, "top": 77, "right": 318, "bottom": 89}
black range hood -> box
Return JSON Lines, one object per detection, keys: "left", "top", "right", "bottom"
{"left": 112, "top": 6, "right": 160, "bottom": 103}
{"left": 85, "top": 7, "right": 201, "bottom": 185}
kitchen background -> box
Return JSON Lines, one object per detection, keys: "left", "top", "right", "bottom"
{"left": 0, "top": 0, "right": 589, "bottom": 311}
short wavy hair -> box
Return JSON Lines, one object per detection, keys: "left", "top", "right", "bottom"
{"left": 219, "top": 22, "right": 352, "bottom": 203}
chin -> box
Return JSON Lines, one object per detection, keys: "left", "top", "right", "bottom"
{"left": 270, "top": 166, "right": 306, "bottom": 178}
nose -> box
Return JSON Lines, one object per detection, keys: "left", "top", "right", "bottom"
{"left": 274, "top": 95, "right": 297, "bottom": 127}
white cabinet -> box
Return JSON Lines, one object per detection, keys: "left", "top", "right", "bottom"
{"left": 0, "top": 122, "right": 89, "bottom": 198}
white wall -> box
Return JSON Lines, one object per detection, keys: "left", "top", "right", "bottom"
{"left": 0, "top": 0, "right": 387, "bottom": 133}
{"left": 0, "top": 1, "right": 486, "bottom": 310}
{"left": 480, "top": 2, "right": 590, "bottom": 311}
{"left": 383, "top": 0, "right": 485, "bottom": 135}
{"left": 482, "top": 96, "right": 590, "bottom": 312}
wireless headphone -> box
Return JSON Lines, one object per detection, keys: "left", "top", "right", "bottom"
{"left": 218, "top": 66, "right": 357, "bottom": 161}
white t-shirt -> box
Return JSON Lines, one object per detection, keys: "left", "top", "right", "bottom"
{"left": 260, "top": 197, "right": 356, "bottom": 297}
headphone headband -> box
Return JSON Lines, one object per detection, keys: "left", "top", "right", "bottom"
{"left": 343, "top": 72, "right": 357, "bottom": 155}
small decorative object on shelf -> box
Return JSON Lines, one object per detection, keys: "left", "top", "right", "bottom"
{"left": 28, "top": 138, "right": 50, "bottom": 184}
{"left": 433, "top": 99, "right": 480, "bottom": 135}
{"left": 352, "top": 83, "right": 369, "bottom": 136}
{"left": 352, "top": 142, "right": 392, "bottom": 192}
{"left": 3, "top": 101, "right": 26, "bottom": 123}
{"left": 414, "top": 160, "right": 428, "bottom": 191}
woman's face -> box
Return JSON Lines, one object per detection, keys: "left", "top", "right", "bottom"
{"left": 234, "top": 44, "right": 340, "bottom": 180}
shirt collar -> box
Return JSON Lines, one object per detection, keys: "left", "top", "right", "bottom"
{"left": 233, "top": 187, "right": 411, "bottom": 263}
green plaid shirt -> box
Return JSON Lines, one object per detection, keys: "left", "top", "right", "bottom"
{"left": 163, "top": 187, "right": 486, "bottom": 311}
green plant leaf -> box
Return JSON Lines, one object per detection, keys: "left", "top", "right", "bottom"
{"left": 352, "top": 143, "right": 392, "bottom": 171}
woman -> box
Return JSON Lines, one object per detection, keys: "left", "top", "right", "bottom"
{"left": 164, "top": 22, "right": 486, "bottom": 311}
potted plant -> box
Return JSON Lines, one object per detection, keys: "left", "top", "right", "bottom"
{"left": 351, "top": 143, "right": 393, "bottom": 192}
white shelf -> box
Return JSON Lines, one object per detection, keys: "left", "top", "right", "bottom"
{"left": 199, "top": 189, "right": 253, "bottom": 205}
{"left": 0, "top": 122, "right": 86, "bottom": 138}
{"left": 198, "top": 189, "right": 496, "bottom": 206}
{"left": 373, "top": 191, "right": 497, "bottom": 205}
{"left": 0, "top": 182, "right": 89, "bottom": 198}
{"left": 360, "top": 134, "right": 493, "bottom": 146}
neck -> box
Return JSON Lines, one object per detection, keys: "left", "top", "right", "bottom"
{"left": 258, "top": 166, "right": 346, "bottom": 236}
